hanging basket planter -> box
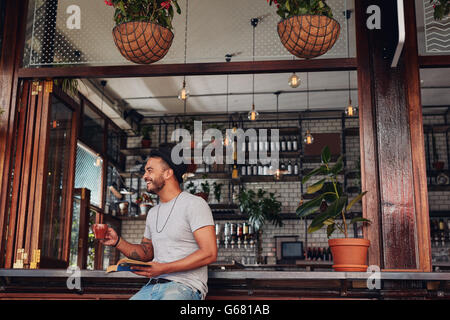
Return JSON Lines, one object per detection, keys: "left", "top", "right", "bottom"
{"left": 112, "top": 21, "right": 174, "bottom": 65}
{"left": 277, "top": 15, "right": 340, "bottom": 59}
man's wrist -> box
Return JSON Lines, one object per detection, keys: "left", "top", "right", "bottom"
{"left": 113, "top": 236, "right": 121, "bottom": 248}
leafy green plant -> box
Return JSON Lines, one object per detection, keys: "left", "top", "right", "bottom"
{"left": 238, "top": 189, "right": 283, "bottom": 231}
{"left": 431, "top": 0, "right": 449, "bottom": 20}
{"left": 185, "top": 181, "right": 197, "bottom": 194}
{"left": 267, "top": 0, "right": 334, "bottom": 20}
{"left": 105, "top": 0, "right": 182, "bottom": 30}
{"left": 200, "top": 181, "right": 210, "bottom": 194}
{"left": 212, "top": 182, "right": 223, "bottom": 203}
{"left": 140, "top": 124, "right": 155, "bottom": 140}
{"left": 296, "top": 146, "right": 370, "bottom": 238}
{"left": 53, "top": 78, "right": 79, "bottom": 97}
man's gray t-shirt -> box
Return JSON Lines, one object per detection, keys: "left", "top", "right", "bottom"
{"left": 143, "top": 191, "right": 214, "bottom": 298}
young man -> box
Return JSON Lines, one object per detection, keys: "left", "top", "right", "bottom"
{"left": 102, "top": 144, "right": 217, "bottom": 300}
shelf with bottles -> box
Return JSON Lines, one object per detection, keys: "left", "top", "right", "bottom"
{"left": 430, "top": 217, "right": 450, "bottom": 265}
{"left": 215, "top": 221, "right": 258, "bottom": 250}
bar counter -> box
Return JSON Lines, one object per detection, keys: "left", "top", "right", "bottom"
{"left": 1, "top": 267, "right": 449, "bottom": 300}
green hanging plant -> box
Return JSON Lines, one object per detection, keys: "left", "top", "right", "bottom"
{"left": 105, "top": 0, "right": 182, "bottom": 30}
{"left": 431, "top": 0, "right": 450, "bottom": 20}
{"left": 267, "top": 0, "right": 334, "bottom": 20}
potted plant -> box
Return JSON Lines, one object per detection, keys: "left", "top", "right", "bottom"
{"left": 196, "top": 180, "right": 210, "bottom": 202}
{"left": 267, "top": 0, "right": 340, "bottom": 59}
{"left": 105, "top": 0, "right": 181, "bottom": 64}
{"left": 140, "top": 124, "right": 154, "bottom": 148}
{"left": 296, "top": 146, "right": 371, "bottom": 272}
{"left": 212, "top": 182, "right": 224, "bottom": 203}
{"left": 238, "top": 188, "right": 283, "bottom": 263}
{"left": 136, "top": 193, "right": 153, "bottom": 215}
{"left": 431, "top": 0, "right": 449, "bottom": 20}
{"left": 238, "top": 189, "right": 283, "bottom": 232}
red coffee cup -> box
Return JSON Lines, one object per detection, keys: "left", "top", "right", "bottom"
{"left": 93, "top": 224, "right": 108, "bottom": 239}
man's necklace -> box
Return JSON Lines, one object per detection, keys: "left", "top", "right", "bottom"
{"left": 156, "top": 192, "right": 181, "bottom": 233}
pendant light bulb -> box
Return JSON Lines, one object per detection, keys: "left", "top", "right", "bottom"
{"left": 288, "top": 72, "right": 301, "bottom": 88}
{"left": 304, "top": 129, "right": 314, "bottom": 145}
{"left": 178, "top": 80, "right": 189, "bottom": 101}
{"left": 248, "top": 104, "right": 259, "bottom": 121}
{"left": 345, "top": 99, "right": 358, "bottom": 117}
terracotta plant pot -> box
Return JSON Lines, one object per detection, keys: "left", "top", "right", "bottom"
{"left": 328, "top": 238, "right": 370, "bottom": 272}
{"left": 277, "top": 15, "right": 340, "bottom": 59}
{"left": 195, "top": 192, "right": 209, "bottom": 202}
{"left": 112, "top": 21, "right": 174, "bottom": 64}
{"left": 141, "top": 139, "right": 152, "bottom": 148}
{"left": 432, "top": 161, "right": 445, "bottom": 171}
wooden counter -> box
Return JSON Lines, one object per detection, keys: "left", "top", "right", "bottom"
{"left": 1, "top": 268, "right": 449, "bottom": 300}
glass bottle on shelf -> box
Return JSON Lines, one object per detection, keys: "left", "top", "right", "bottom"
{"left": 246, "top": 163, "right": 252, "bottom": 176}
{"left": 237, "top": 223, "right": 243, "bottom": 248}
{"left": 241, "top": 165, "right": 246, "bottom": 176}
{"left": 287, "top": 161, "right": 292, "bottom": 175}
{"left": 252, "top": 164, "right": 258, "bottom": 176}
{"left": 281, "top": 136, "right": 286, "bottom": 151}
{"left": 280, "top": 161, "right": 286, "bottom": 173}
{"left": 230, "top": 223, "right": 236, "bottom": 248}
{"left": 294, "top": 161, "right": 299, "bottom": 175}
{"left": 287, "top": 136, "right": 292, "bottom": 151}
{"left": 292, "top": 136, "right": 298, "bottom": 151}
{"left": 243, "top": 222, "right": 249, "bottom": 249}
{"left": 224, "top": 222, "right": 230, "bottom": 248}
{"left": 258, "top": 163, "right": 263, "bottom": 175}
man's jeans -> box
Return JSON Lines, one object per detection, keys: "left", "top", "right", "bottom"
{"left": 130, "top": 280, "right": 202, "bottom": 300}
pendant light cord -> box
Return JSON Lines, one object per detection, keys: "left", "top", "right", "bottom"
{"left": 252, "top": 20, "right": 256, "bottom": 106}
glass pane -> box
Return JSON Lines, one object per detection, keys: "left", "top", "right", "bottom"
{"left": 68, "top": 194, "right": 81, "bottom": 267}
{"left": 86, "top": 209, "right": 96, "bottom": 270}
{"left": 105, "top": 164, "right": 122, "bottom": 215}
{"left": 81, "top": 103, "right": 105, "bottom": 153}
{"left": 74, "top": 143, "right": 103, "bottom": 207}
{"left": 41, "top": 96, "right": 74, "bottom": 261}
{"left": 107, "top": 126, "right": 122, "bottom": 164}
{"left": 416, "top": 0, "right": 450, "bottom": 56}
{"left": 23, "top": 0, "right": 355, "bottom": 67}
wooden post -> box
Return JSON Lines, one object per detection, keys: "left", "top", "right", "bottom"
{"left": 355, "top": 0, "right": 431, "bottom": 271}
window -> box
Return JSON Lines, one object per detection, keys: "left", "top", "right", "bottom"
{"left": 74, "top": 142, "right": 104, "bottom": 208}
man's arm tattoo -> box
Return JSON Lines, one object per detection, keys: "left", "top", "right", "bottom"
{"left": 129, "top": 250, "right": 142, "bottom": 260}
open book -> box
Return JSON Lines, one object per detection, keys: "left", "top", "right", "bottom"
{"left": 106, "top": 258, "right": 152, "bottom": 273}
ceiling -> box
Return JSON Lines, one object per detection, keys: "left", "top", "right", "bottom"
{"left": 26, "top": 0, "right": 450, "bottom": 130}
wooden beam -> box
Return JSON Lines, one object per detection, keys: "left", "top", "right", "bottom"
{"left": 17, "top": 58, "right": 357, "bottom": 79}
{"left": 355, "top": 0, "right": 431, "bottom": 270}
{"left": 404, "top": 0, "right": 432, "bottom": 272}
{"left": 354, "top": 0, "right": 382, "bottom": 268}
{"left": 418, "top": 55, "right": 450, "bottom": 68}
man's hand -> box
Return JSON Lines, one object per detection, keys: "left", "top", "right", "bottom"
{"left": 130, "top": 262, "right": 166, "bottom": 278}
{"left": 99, "top": 227, "right": 119, "bottom": 247}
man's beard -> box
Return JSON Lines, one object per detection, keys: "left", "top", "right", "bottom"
{"left": 146, "top": 175, "right": 165, "bottom": 194}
